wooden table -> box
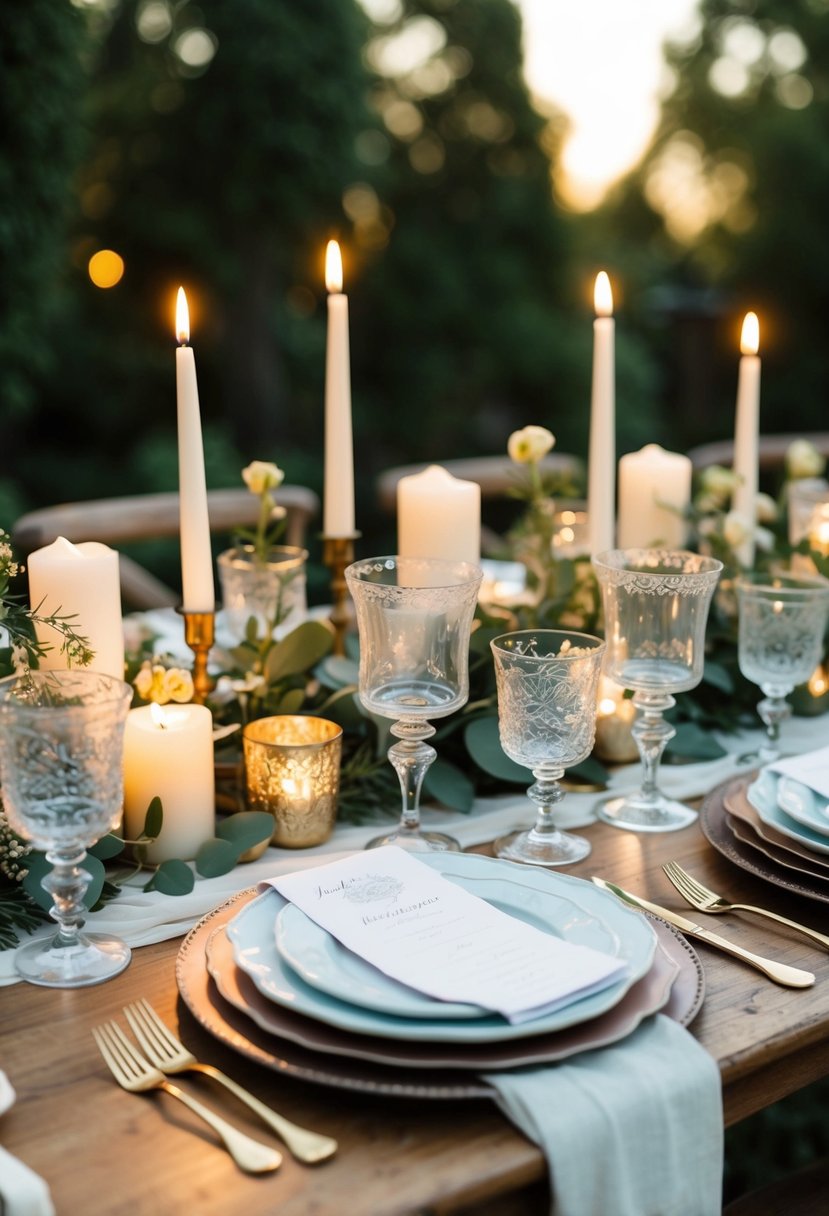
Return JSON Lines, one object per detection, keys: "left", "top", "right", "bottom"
{"left": 3, "top": 811, "right": 829, "bottom": 1216}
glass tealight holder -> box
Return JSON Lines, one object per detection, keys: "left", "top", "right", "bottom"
{"left": 217, "top": 544, "right": 308, "bottom": 644}
{"left": 243, "top": 715, "right": 343, "bottom": 848}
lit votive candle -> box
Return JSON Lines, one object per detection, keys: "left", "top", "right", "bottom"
{"left": 593, "top": 677, "right": 638, "bottom": 764}
{"left": 243, "top": 715, "right": 343, "bottom": 848}
{"left": 123, "top": 702, "right": 215, "bottom": 863}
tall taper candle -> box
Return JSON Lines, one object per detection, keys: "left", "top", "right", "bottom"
{"left": 324, "top": 241, "right": 355, "bottom": 537}
{"left": 732, "top": 311, "right": 761, "bottom": 569}
{"left": 175, "top": 287, "right": 215, "bottom": 612}
{"left": 587, "top": 271, "right": 616, "bottom": 555}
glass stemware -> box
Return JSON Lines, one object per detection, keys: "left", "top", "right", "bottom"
{"left": 737, "top": 574, "right": 829, "bottom": 762}
{"left": 0, "top": 670, "right": 133, "bottom": 987}
{"left": 490, "top": 630, "right": 605, "bottom": 866}
{"left": 591, "top": 549, "right": 723, "bottom": 833}
{"left": 345, "top": 555, "right": 482, "bottom": 852}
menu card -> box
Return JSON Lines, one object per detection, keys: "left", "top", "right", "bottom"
{"left": 769, "top": 746, "right": 829, "bottom": 799}
{"left": 269, "top": 847, "right": 628, "bottom": 1024}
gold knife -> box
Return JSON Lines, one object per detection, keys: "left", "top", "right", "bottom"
{"left": 591, "top": 877, "right": 815, "bottom": 989}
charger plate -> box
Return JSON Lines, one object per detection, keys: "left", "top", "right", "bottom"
{"left": 700, "top": 778, "right": 829, "bottom": 906}
{"left": 176, "top": 887, "right": 704, "bottom": 1098}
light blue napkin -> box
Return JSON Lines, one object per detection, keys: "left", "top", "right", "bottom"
{"left": 483, "top": 1014, "right": 723, "bottom": 1216}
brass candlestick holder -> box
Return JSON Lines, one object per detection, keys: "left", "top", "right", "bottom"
{"left": 322, "top": 533, "right": 359, "bottom": 657}
{"left": 178, "top": 607, "right": 216, "bottom": 704}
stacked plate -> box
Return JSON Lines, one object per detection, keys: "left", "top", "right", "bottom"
{"left": 176, "top": 852, "right": 704, "bottom": 1100}
{"left": 701, "top": 767, "right": 829, "bottom": 905}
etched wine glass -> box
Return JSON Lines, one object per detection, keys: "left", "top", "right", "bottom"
{"left": 591, "top": 549, "right": 723, "bottom": 833}
{"left": 0, "top": 670, "right": 133, "bottom": 986}
{"left": 490, "top": 630, "right": 606, "bottom": 866}
{"left": 345, "top": 556, "right": 482, "bottom": 852}
{"left": 737, "top": 574, "right": 829, "bottom": 762}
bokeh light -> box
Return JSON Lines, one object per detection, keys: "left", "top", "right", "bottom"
{"left": 88, "top": 249, "right": 125, "bottom": 288}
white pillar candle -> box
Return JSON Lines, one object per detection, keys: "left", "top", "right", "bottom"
{"left": 123, "top": 702, "right": 215, "bottom": 863}
{"left": 617, "top": 444, "right": 693, "bottom": 549}
{"left": 397, "top": 465, "right": 481, "bottom": 564}
{"left": 323, "top": 241, "right": 356, "bottom": 537}
{"left": 732, "top": 311, "right": 761, "bottom": 568}
{"left": 587, "top": 271, "right": 616, "bottom": 555}
{"left": 27, "top": 536, "right": 124, "bottom": 678}
{"left": 176, "top": 287, "right": 215, "bottom": 612}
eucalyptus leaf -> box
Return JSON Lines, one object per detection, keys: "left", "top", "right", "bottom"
{"left": 318, "top": 686, "right": 364, "bottom": 729}
{"left": 23, "top": 851, "right": 106, "bottom": 911}
{"left": 89, "top": 832, "right": 125, "bottom": 861}
{"left": 463, "top": 716, "right": 526, "bottom": 783}
{"left": 264, "top": 620, "right": 334, "bottom": 683}
{"left": 666, "top": 722, "right": 727, "bottom": 761}
{"left": 423, "top": 758, "right": 475, "bottom": 812}
{"left": 143, "top": 796, "right": 163, "bottom": 840}
{"left": 568, "top": 756, "right": 610, "bottom": 786}
{"left": 702, "top": 661, "right": 734, "bottom": 694}
{"left": 315, "top": 655, "right": 360, "bottom": 689}
{"left": 216, "top": 811, "right": 274, "bottom": 851}
{"left": 277, "top": 687, "right": 306, "bottom": 714}
{"left": 195, "top": 838, "right": 240, "bottom": 878}
{"left": 146, "top": 859, "right": 195, "bottom": 896}
{"left": 245, "top": 615, "right": 259, "bottom": 644}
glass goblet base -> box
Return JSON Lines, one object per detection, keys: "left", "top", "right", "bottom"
{"left": 598, "top": 792, "right": 697, "bottom": 834}
{"left": 15, "top": 931, "right": 131, "bottom": 988}
{"left": 366, "top": 824, "right": 460, "bottom": 852}
{"left": 494, "top": 826, "right": 591, "bottom": 867}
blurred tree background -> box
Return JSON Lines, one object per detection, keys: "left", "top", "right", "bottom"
{"left": 1, "top": 0, "right": 828, "bottom": 552}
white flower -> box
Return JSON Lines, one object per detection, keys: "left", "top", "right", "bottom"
{"left": 755, "top": 492, "right": 778, "bottom": 524}
{"left": 786, "top": 439, "right": 825, "bottom": 480}
{"left": 507, "top": 426, "right": 555, "bottom": 465}
{"left": 755, "top": 525, "right": 776, "bottom": 552}
{"left": 723, "top": 510, "right": 752, "bottom": 549}
{"left": 699, "top": 465, "right": 736, "bottom": 508}
{"left": 242, "top": 460, "right": 285, "bottom": 496}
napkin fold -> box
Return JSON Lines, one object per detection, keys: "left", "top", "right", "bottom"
{"left": 769, "top": 745, "right": 829, "bottom": 800}
{"left": 0, "top": 1073, "right": 55, "bottom": 1216}
{"left": 483, "top": 1014, "right": 723, "bottom": 1216}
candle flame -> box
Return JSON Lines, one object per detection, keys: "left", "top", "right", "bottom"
{"left": 150, "top": 702, "right": 169, "bottom": 729}
{"left": 740, "top": 311, "right": 759, "bottom": 356}
{"left": 325, "top": 240, "right": 343, "bottom": 293}
{"left": 598, "top": 697, "right": 618, "bottom": 717}
{"left": 594, "top": 271, "right": 613, "bottom": 318}
{"left": 176, "top": 286, "right": 190, "bottom": 344}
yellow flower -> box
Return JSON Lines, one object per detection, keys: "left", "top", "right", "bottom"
{"left": 164, "top": 668, "right": 195, "bottom": 704}
{"left": 507, "top": 426, "right": 555, "bottom": 464}
{"left": 242, "top": 460, "right": 285, "bottom": 496}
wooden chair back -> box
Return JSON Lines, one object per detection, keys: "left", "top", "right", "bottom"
{"left": 12, "top": 485, "right": 319, "bottom": 610}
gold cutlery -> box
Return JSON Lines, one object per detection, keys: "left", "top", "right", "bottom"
{"left": 92, "top": 1021, "right": 282, "bottom": 1173}
{"left": 662, "top": 860, "right": 829, "bottom": 952}
{"left": 124, "top": 998, "right": 337, "bottom": 1164}
{"left": 591, "top": 877, "right": 815, "bottom": 988}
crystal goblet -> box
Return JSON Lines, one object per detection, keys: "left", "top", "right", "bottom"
{"left": 0, "top": 670, "right": 133, "bottom": 987}
{"left": 591, "top": 549, "right": 723, "bottom": 833}
{"left": 737, "top": 574, "right": 829, "bottom": 762}
{"left": 490, "top": 630, "right": 606, "bottom": 866}
{"left": 345, "top": 556, "right": 482, "bottom": 852}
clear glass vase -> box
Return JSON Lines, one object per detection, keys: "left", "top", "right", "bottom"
{"left": 217, "top": 544, "right": 308, "bottom": 644}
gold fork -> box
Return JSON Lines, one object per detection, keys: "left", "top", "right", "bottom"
{"left": 124, "top": 999, "right": 337, "bottom": 1164}
{"left": 92, "top": 1021, "right": 282, "bottom": 1174}
{"left": 662, "top": 861, "right": 829, "bottom": 951}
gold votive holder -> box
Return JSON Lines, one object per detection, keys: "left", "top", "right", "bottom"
{"left": 243, "top": 715, "right": 343, "bottom": 848}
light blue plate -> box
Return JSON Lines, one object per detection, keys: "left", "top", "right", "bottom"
{"left": 225, "top": 852, "right": 656, "bottom": 1044}
{"left": 776, "top": 776, "right": 829, "bottom": 838}
{"left": 748, "top": 770, "right": 829, "bottom": 856}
